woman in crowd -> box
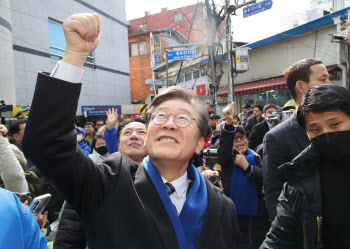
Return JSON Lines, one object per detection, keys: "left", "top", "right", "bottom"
{"left": 218, "top": 102, "right": 270, "bottom": 249}
{"left": 76, "top": 127, "right": 91, "bottom": 155}
{"left": 88, "top": 134, "right": 110, "bottom": 163}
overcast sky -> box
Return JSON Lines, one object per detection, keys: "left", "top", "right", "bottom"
{"left": 125, "top": 0, "right": 311, "bottom": 43}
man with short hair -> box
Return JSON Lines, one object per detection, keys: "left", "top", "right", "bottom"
{"left": 249, "top": 103, "right": 277, "bottom": 151}
{"left": 263, "top": 58, "right": 331, "bottom": 220}
{"left": 9, "top": 120, "right": 26, "bottom": 150}
{"left": 261, "top": 84, "right": 350, "bottom": 249}
{"left": 84, "top": 122, "right": 95, "bottom": 147}
{"left": 244, "top": 104, "right": 264, "bottom": 137}
{"left": 238, "top": 104, "right": 250, "bottom": 126}
{"left": 23, "top": 13, "right": 240, "bottom": 249}
{"left": 95, "top": 120, "right": 104, "bottom": 132}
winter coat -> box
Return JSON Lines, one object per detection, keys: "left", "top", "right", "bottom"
{"left": 88, "top": 149, "right": 105, "bottom": 163}
{"left": 78, "top": 141, "right": 91, "bottom": 155}
{"left": 260, "top": 145, "right": 323, "bottom": 249}
{"left": 218, "top": 125, "right": 270, "bottom": 249}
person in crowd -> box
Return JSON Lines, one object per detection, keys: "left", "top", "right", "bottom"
{"left": 282, "top": 99, "right": 295, "bottom": 111}
{"left": 206, "top": 103, "right": 215, "bottom": 116}
{"left": 95, "top": 120, "right": 104, "bottom": 132}
{"left": 262, "top": 58, "right": 331, "bottom": 221}
{"left": 218, "top": 102, "right": 270, "bottom": 249}
{"left": 209, "top": 114, "right": 221, "bottom": 132}
{"left": 208, "top": 114, "right": 221, "bottom": 146}
{"left": 233, "top": 115, "right": 241, "bottom": 125}
{"left": 244, "top": 104, "right": 264, "bottom": 137}
{"left": 76, "top": 127, "right": 91, "bottom": 155}
{"left": 103, "top": 108, "right": 119, "bottom": 153}
{"left": 97, "top": 124, "right": 106, "bottom": 135}
{"left": 261, "top": 84, "right": 350, "bottom": 249}
{"left": 88, "top": 134, "right": 110, "bottom": 163}
{"left": 238, "top": 104, "right": 250, "bottom": 126}
{"left": 23, "top": 13, "right": 240, "bottom": 249}
{"left": 249, "top": 104, "right": 277, "bottom": 151}
{"left": 0, "top": 124, "right": 28, "bottom": 193}
{"left": 8, "top": 120, "right": 36, "bottom": 169}
{"left": 83, "top": 121, "right": 95, "bottom": 147}
{"left": 0, "top": 187, "right": 47, "bottom": 249}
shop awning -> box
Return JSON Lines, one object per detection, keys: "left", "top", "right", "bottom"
{"left": 217, "top": 65, "right": 338, "bottom": 96}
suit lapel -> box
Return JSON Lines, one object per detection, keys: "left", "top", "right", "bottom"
{"left": 263, "top": 121, "right": 270, "bottom": 133}
{"left": 134, "top": 164, "right": 179, "bottom": 249}
{"left": 290, "top": 115, "right": 310, "bottom": 149}
{"left": 194, "top": 180, "right": 223, "bottom": 249}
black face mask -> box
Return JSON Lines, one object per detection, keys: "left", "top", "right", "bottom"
{"left": 311, "top": 130, "right": 350, "bottom": 161}
{"left": 96, "top": 146, "right": 108, "bottom": 156}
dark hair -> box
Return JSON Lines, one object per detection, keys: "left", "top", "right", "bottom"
{"left": 263, "top": 103, "right": 277, "bottom": 113}
{"left": 284, "top": 58, "right": 323, "bottom": 100}
{"left": 117, "top": 117, "right": 146, "bottom": 142}
{"left": 253, "top": 104, "right": 263, "bottom": 111}
{"left": 233, "top": 115, "right": 241, "bottom": 122}
{"left": 91, "top": 134, "right": 105, "bottom": 149}
{"left": 247, "top": 110, "right": 253, "bottom": 116}
{"left": 297, "top": 85, "right": 350, "bottom": 128}
{"left": 96, "top": 120, "right": 104, "bottom": 125}
{"left": 84, "top": 121, "right": 95, "bottom": 128}
{"left": 9, "top": 120, "right": 26, "bottom": 135}
{"left": 145, "top": 86, "right": 209, "bottom": 137}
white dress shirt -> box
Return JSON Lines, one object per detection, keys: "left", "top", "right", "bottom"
{"left": 162, "top": 172, "right": 189, "bottom": 215}
{"left": 267, "top": 120, "right": 274, "bottom": 130}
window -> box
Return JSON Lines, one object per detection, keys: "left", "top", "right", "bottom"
{"left": 200, "top": 70, "right": 206, "bottom": 77}
{"left": 174, "top": 13, "right": 182, "bottom": 22}
{"left": 185, "top": 72, "right": 192, "bottom": 81}
{"left": 178, "top": 74, "right": 184, "bottom": 83}
{"left": 139, "top": 24, "right": 147, "bottom": 31}
{"left": 129, "top": 41, "right": 147, "bottom": 57}
{"left": 193, "top": 70, "right": 200, "bottom": 79}
{"left": 48, "top": 19, "right": 95, "bottom": 69}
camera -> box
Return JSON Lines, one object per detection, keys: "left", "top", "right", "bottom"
{"left": 266, "top": 110, "right": 294, "bottom": 125}
{"left": 209, "top": 175, "right": 220, "bottom": 187}
{"left": 0, "top": 100, "right": 6, "bottom": 112}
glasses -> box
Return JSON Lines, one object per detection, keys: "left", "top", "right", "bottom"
{"left": 151, "top": 110, "right": 200, "bottom": 129}
{"left": 234, "top": 134, "right": 247, "bottom": 142}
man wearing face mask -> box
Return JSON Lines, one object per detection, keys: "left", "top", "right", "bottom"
{"left": 76, "top": 127, "right": 91, "bottom": 155}
{"left": 261, "top": 84, "right": 350, "bottom": 249}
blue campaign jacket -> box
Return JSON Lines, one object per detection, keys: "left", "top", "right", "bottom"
{"left": 104, "top": 127, "right": 118, "bottom": 154}
{"left": 78, "top": 141, "right": 91, "bottom": 155}
{"left": 0, "top": 188, "right": 47, "bottom": 249}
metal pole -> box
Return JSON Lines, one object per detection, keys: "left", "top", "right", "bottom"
{"left": 225, "top": 0, "right": 233, "bottom": 104}
{"left": 166, "top": 50, "right": 169, "bottom": 87}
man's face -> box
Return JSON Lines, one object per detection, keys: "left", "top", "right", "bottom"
{"left": 13, "top": 123, "right": 26, "bottom": 145}
{"left": 299, "top": 64, "right": 331, "bottom": 95}
{"left": 118, "top": 122, "right": 147, "bottom": 163}
{"left": 84, "top": 125, "right": 94, "bottom": 135}
{"left": 232, "top": 131, "right": 248, "bottom": 153}
{"left": 305, "top": 110, "right": 350, "bottom": 140}
{"left": 242, "top": 108, "right": 248, "bottom": 113}
{"left": 209, "top": 119, "right": 218, "bottom": 128}
{"left": 95, "top": 122, "right": 103, "bottom": 130}
{"left": 253, "top": 107, "right": 262, "bottom": 118}
{"left": 145, "top": 99, "right": 204, "bottom": 163}
{"left": 264, "top": 107, "right": 277, "bottom": 116}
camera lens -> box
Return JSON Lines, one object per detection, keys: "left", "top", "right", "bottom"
{"left": 209, "top": 175, "right": 219, "bottom": 187}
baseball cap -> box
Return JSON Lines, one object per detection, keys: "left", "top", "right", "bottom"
{"left": 76, "top": 127, "right": 86, "bottom": 136}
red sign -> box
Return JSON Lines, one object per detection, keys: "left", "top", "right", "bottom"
{"left": 196, "top": 84, "right": 206, "bottom": 96}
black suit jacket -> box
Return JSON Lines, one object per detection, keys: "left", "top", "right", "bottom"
{"left": 262, "top": 114, "right": 310, "bottom": 221}
{"left": 23, "top": 72, "right": 241, "bottom": 249}
{"left": 249, "top": 121, "right": 270, "bottom": 151}
{"left": 244, "top": 116, "right": 265, "bottom": 137}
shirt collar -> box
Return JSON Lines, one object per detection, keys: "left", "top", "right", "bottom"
{"left": 267, "top": 120, "right": 273, "bottom": 130}
{"left": 162, "top": 171, "right": 188, "bottom": 198}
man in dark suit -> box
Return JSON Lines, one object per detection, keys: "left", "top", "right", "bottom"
{"left": 263, "top": 58, "right": 332, "bottom": 221}
{"left": 244, "top": 104, "right": 264, "bottom": 137}
{"left": 248, "top": 104, "right": 277, "bottom": 151}
{"left": 22, "top": 13, "right": 240, "bottom": 249}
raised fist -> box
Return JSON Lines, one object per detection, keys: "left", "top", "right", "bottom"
{"left": 222, "top": 102, "right": 235, "bottom": 125}
{"left": 62, "top": 13, "right": 102, "bottom": 68}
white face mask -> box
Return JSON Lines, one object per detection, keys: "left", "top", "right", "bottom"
{"left": 77, "top": 134, "right": 83, "bottom": 143}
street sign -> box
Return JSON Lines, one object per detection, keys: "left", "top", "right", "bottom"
{"left": 168, "top": 49, "right": 196, "bottom": 61}
{"left": 243, "top": 0, "right": 273, "bottom": 18}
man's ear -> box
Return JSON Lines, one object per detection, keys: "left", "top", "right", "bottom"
{"left": 195, "top": 137, "right": 205, "bottom": 155}
{"left": 295, "top": 80, "right": 307, "bottom": 96}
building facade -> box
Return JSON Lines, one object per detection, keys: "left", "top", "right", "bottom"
{"left": 1, "top": 0, "right": 130, "bottom": 114}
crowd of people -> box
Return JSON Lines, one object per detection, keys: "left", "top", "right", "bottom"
{"left": 1, "top": 12, "right": 350, "bottom": 249}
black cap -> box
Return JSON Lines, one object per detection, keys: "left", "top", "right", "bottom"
{"left": 209, "top": 114, "right": 221, "bottom": 120}
{"left": 234, "top": 125, "right": 246, "bottom": 134}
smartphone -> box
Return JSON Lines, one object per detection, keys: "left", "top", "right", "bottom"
{"left": 14, "top": 192, "right": 31, "bottom": 203}
{"left": 29, "top": 194, "right": 51, "bottom": 216}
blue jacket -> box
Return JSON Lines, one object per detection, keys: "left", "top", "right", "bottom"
{"left": 0, "top": 188, "right": 47, "bottom": 248}
{"left": 79, "top": 141, "right": 91, "bottom": 155}
{"left": 104, "top": 127, "right": 118, "bottom": 154}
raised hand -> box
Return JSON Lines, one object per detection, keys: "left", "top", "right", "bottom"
{"left": 222, "top": 102, "right": 235, "bottom": 125}
{"left": 0, "top": 124, "right": 8, "bottom": 138}
{"left": 106, "top": 108, "right": 118, "bottom": 130}
{"left": 62, "top": 13, "right": 102, "bottom": 68}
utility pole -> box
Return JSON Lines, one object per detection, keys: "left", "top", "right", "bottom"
{"left": 205, "top": 0, "right": 217, "bottom": 112}
{"left": 224, "top": 0, "right": 234, "bottom": 103}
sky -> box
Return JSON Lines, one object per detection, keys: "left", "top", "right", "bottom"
{"left": 125, "top": 0, "right": 311, "bottom": 43}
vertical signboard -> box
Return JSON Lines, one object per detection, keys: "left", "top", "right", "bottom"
{"left": 153, "top": 35, "right": 162, "bottom": 67}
